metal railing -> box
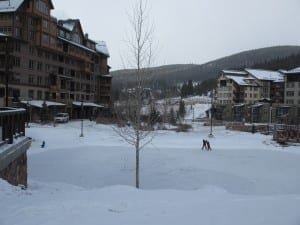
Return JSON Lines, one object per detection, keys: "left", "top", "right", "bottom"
{"left": 0, "top": 107, "right": 27, "bottom": 144}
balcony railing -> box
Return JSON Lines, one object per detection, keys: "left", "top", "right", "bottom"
{"left": 0, "top": 107, "right": 26, "bottom": 144}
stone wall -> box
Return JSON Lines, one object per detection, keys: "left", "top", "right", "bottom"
{"left": 0, "top": 153, "right": 27, "bottom": 188}
{"left": 0, "top": 137, "right": 31, "bottom": 188}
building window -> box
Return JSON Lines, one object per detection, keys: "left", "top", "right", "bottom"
{"left": 37, "top": 62, "right": 43, "bottom": 71}
{"left": 15, "top": 27, "right": 21, "bottom": 37}
{"left": 15, "top": 42, "right": 21, "bottom": 52}
{"left": 0, "top": 26, "right": 12, "bottom": 34}
{"left": 37, "top": 50, "right": 43, "bottom": 57}
{"left": 29, "top": 60, "right": 34, "bottom": 70}
{"left": 28, "top": 90, "right": 34, "bottom": 99}
{"left": 14, "top": 57, "right": 21, "bottom": 67}
{"left": 28, "top": 75, "right": 34, "bottom": 84}
{"left": 50, "top": 37, "right": 56, "bottom": 46}
{"left": 36, "top": 0, "right": 49, "bottom": 15}
{"left": 45, "top": 77, "right": 49, "bottom": 86}
{"left": 37, "top": 90, "right": 42, "bottom": 99}
{"left": 45, "top": 64, "right": 51, "bottom": 72}
{"left": 66, "top": 32, "right": 70, "bottom": 40}
{"left": 45, "top": 52, "right": 50, "bottom": 59}
{"left": 42, "top": 33, "right": 49, "bottom": 44}
{"left": 29, "top": 46, "right": 34, "bottom": 54}
{"left": 286, "top": 82, "right": 295, "bottom": 88}
{"left": 13, "top": 73, "right": 20, "bottom": 83}
{"left": 29, "top": 31, "right": 35, "bottom": 41}
{"left": 60, "top": 93, "right": 65, "bottom": 99}
{"left": 42, "top": 19, "right": 48, "bottom": 29}
{"left": 37, "top": 76, "right": 42, "bottom": 85}
{"left": 58, "top": 29, "right": 65, "bottom": 38}
{"left": 45, "top": 91, "right": 49, "bottom": 100}
{"left": 286, "top": 99, "right": 294, "bottom": 104}
{"left": 286, "top": 91, "right": 294, "bottom": 97}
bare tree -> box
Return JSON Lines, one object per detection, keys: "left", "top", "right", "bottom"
{"left": 114, "top": 0, "right": 156, "bottom": 188}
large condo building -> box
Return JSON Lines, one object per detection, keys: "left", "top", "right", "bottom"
{"left": 217, "top": 69, "right": 284, "bottom": 105}
{"left": 282, "top": 68, "right": 300, "bottom": 105}
{"left": 0, "top": 0, "right": 111, "bottom": 112}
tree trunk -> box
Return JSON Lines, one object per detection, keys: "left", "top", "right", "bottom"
{"left": 135, "top": 143, "right": 139, "bottom": 188}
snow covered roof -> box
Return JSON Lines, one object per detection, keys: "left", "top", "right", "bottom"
{"left": 72, "top": 102, "right": 104, "bottom": 108}
{"left": 61, "top": 21, "right": 75, "bottom": 32}
{"left": 96, "top": 41, "right": 110, "bottom": 57}
{"left": 101, "top": 74, "right": 112, "bottom": 78}
{"left": 245, "top": 69, "right": 284, "bottom": 82}
{"left": 21, "top": 100, "right": 65, "bottom": 108}
{"left": 225, "top": 75, "right": 249, "bottom": 86}
{"left": 0, "top": 32, "right": 7, "bottom": 37}
{"left": 222, "top": 70, "right": 248, "bottom": 75}
{"left": 282, "top": 67, "right": 300, "bottom": 75}
{"left": 0, "top": 0, "right": 24, "bottom": 13}
{"left": 233, "top": 103, "right": 245, "bottom": 107}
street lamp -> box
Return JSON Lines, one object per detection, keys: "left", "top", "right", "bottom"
{"left": 80, "top": 98, "right": 84, "bottom": 137}
{"left": 209, "top": 90, "right": 214, "bottom": 137}
{"left": 26, "top": 98, "right": 31, "bottom": 128}
{"left": 4, "top": 37, "right": 9, "bottom": 107}
{"left": 268, "top": 102, "right": 273, "bottom": 135}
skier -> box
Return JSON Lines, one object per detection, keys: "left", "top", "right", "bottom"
{"left": 41, "top": 141, "right": 45, "bottom": 148}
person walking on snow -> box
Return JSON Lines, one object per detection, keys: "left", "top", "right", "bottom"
{"left": 206, "top": 140, "right": 211, "bottom": 151}
{"left": 202, "top": 139, "right": 207, "bottom": 150}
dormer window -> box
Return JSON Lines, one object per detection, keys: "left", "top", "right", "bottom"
{"left": 72, "top": 33, "right": 81, "bottom": 44}
{"left": 36, "top": 0, "right": 49, "bottom": 15}
{"left": 66, "top": 32, "right": 71, "bottom": 40}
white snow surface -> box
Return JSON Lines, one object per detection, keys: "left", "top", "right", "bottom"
{"left": 1, "top": 119, "right": 300, "bottom": 225}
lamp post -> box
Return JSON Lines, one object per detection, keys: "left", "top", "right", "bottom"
{"left": 80, "top": 98, "right": 84, "bottom": 137}
{"left": 268, "top": 103, "right": 272, "bottom": 135}
{"left": 5, "top": 37, "right": 9, "bottom": 107}
{"left": 26, "top": 98, "right": 31, "bottom": 128}
{"left": 209, "top": 90, "right": 214, "bottom": 137}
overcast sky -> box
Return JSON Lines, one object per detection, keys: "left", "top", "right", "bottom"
{"left": 52, "top": 0, "right": 300, "bottom": 71}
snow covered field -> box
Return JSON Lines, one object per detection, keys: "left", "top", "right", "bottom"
{"left": 1, "top": 120, "right": 300, "bottom": 225}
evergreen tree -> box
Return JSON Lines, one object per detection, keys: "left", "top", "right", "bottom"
{"left": 180, "top": 82, "right": 188, "bottom": 98}
{"left": 187, "top": 80, "right": 194, "bottom": 96}
{"left": 178, "top": 100, "right": 186, "bottom": 119}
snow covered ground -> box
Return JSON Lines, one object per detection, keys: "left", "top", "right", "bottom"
{"left": 1, "top": 118, "right": 300, "bottom": 225}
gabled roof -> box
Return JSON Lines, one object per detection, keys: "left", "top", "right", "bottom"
{"left": 0, "top": 0, "right": 24, "bottom": 13}
{"left": 222, "top": 70, "right": 248, "bottom": 75}
{"left": 59, "top": 19, "right": 84, "bottom": 36}
{"left": 0, "top": 0, "right": 54, "bottom": 12}
{"left": 225, "top": 75, "right": 249, "bottom": 86}
{"left": 282, "top": 67, "right": 300, "bottom": 75}
{"left": 96, "top": 41, "right": 109, "bottom": 57}
{"left": 245, "top": 68, "right": 284, "bottom": 82}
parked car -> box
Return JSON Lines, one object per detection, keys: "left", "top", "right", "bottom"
{"left": 54, "top": 113, "right": 69, "bottom": 123}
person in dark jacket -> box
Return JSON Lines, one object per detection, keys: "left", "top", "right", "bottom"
{"left": 201, "top": 139, "right": 207, "bottom": 150}
{"left": 206, "top": 140, "right": 211, "bottom": 151}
